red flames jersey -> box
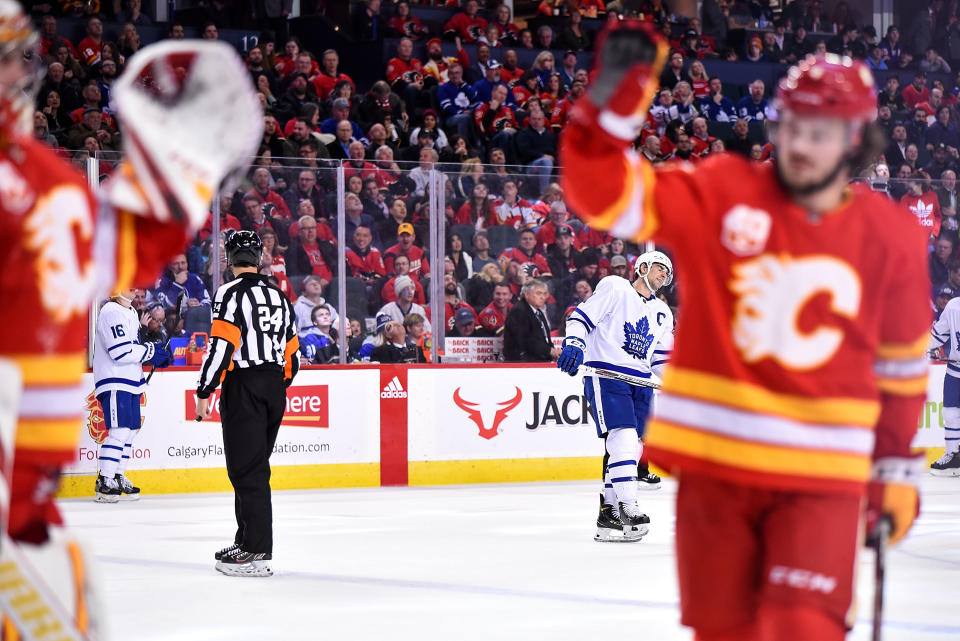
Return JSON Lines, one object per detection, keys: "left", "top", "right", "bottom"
{"left": 0, "top": 136, "right": 189, "bottom": 468}
{"left": 561, "top": 124, "right": 930, "bottom": 496}
{"left": 478, "top": 302, "right": 511, "bottom": 334}
{"left": 385, "top": 56, "right": 424, "bottom": 86}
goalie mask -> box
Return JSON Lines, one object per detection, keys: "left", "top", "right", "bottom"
{"left": 225, "top": 230, "right": 263, "bottom": 267}
{"left": 0, "top": 0, "right": 42, "bottom": 139}
{"left": 634, "top": 250, "right": 673, "bottom": 292}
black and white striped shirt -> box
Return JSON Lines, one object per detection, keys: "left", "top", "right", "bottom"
{"left": 197, "top": 272, "right": 300, "bottom": 398}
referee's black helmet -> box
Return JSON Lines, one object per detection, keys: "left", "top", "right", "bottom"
{"left": 225, "top": 230, "right": 263, "bottom": 267}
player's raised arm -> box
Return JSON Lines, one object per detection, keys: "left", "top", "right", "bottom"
{"left": 559, "top": 21, "right": 669, "bottom": 241}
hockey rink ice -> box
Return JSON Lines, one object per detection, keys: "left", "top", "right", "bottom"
{"left": 60, "top": 477, "right": 960, "bottom": 640}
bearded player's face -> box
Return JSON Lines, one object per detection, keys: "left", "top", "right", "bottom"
{"left": 774, "top": 111, "right": 852, "bottom": 193}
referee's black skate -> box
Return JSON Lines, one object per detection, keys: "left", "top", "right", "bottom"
{"left": 115, "top": 473, "right": 140, "bottom": 501}
{"left": 94, "top": 474, "right": 121, "bottom": 503}
{"left": 618, "top": 501, "right": 651, "bottom": 539}
{"left": 930, "top": 451, "right": 960, "bottom": 476}
{"left": 595, "top": 494, "right": 644, "bottom": 542}
{"left": 215, "top": 548, "right": 273, "bottom": 577}
{"left": 637, "top": 461, "right": 662, "bottom": 490}
{"left": 214, "top": 543, "right": 240, "bottom": 561}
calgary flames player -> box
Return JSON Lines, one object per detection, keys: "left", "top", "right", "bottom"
{"left": 560, "top": 21, "right": 929, "bottom": 641}
{"left": 0, "top": 0, "right": 261, "bottom": 636}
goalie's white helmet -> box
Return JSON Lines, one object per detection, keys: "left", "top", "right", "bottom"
{"left": 634, "top": 250, "right": 673, "bottom": 289}
{"left": 0, "top": 0, "right": 40, "bottom": 139}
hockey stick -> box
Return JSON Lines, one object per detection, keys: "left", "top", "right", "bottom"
{"left": 145, "top": 291, "right": 184, "bottom": 385}
{"left": 579, "top": 365, "right": 661, "bottom": 389}
{"left": 870, "top": 518, "right": 891, "bottom": 641}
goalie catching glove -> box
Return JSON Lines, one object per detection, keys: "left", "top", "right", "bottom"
{"left": 576, "top": 19, "right": 670, "bottom": 143}
{"left": 557, "top": 337, "right": 586, "bottom": 376}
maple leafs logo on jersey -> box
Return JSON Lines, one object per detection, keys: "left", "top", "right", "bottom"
{"left": 622, "top": 317, "right": 654, "bottom": 361}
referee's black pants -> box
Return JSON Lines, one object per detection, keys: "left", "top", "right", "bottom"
{"left": 220, "top": 365, "right": 286, "bottom": 554}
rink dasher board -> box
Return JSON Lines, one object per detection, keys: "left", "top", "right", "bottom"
{"left": 55, "top": 364, "right": 949, "bottom": 497}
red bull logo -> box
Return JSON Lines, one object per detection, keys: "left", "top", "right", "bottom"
{"left": 452, "top": 387, "right": 523, "bottom": 440}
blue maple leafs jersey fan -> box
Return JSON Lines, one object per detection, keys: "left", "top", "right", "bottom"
{"left": 566, "top": 275, "right": 674, "bottom": 381}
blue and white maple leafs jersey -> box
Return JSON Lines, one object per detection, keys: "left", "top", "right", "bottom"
{"left": 930, "top": 296, "right": 960, "bottom": 379}
{"left": 93, "top": 300, "right": 157, "bottom": 395}
{"left": 565, "top": 275, "right": 674, "bottom": 382}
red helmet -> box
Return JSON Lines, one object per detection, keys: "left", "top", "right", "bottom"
{"left": 776, "top": 54, "right": 877, "bottom": 121}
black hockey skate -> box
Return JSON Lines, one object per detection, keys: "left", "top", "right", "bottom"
{"left": 115, "top": 474, "right": 141, "bottom": 501}
{"left": 930, "top": 451, "right": 960, "bottom": 476}
{"left": 215, "top": 548, "right": 273, "bottom": 577}
{"left": 595, "top": 494, "right": 644, "bottom": 542}
{"left": 94, "top": 474, "right": 121, "bottom": 503}
{"left": 637, "top": 461, "right": 661, "bottom": 490}
{"left": 214, "top": 543, "right": 240, "bottom": 561}
{"left": 618, "top": 501, "right": 651, "bottom": 539}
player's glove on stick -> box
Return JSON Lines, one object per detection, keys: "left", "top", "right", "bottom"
{"left": 145, "top": 342, "right": 172, "bottom": 368}
{"left": 558, "top": 337, "right": 586, "bottom": 376}
{"left": 866, "top": 456, "right": 924, "bottom": 545}
{"left": 582, "top": 20, "right": 669, "bottom": 142}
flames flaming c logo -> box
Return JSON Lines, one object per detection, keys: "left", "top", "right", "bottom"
{"left": 85, "top": 392, "right": 107, "bottom": 444}
{"left": 453, "top": 387, "right": 522, "bottom": 440}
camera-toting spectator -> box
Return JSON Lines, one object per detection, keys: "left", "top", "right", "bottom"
{"left": 503, "top": 279, "right": 558, "bottom": 362}
{"left": 154, "top": 253, "right": 211, "bottom": 311}
{"left": 293, "top": 275, "right": 338, "bottom": 335}
{"left": 139, "top": 301, "right": 167, "bottom": 343}
{"left": 478, "top": 282, "right": 513, "bottom": 335}
{"left": 384, "top": 222, "right": 430, "bottom": 280}
{"left": 286, "top": 215, "right": 336, "bottom": 285}
{"left": 247, "top": 167, "right": 292, "bottom": 219}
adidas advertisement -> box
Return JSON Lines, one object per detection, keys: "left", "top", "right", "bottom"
{"left": 381, "top": 376, "right": 408, "bottom": 399}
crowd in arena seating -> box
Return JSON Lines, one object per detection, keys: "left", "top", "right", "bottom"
{"left": 28, "top": 0, "right": 960, "bottom": 361}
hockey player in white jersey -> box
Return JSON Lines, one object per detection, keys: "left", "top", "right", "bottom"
{"left": 93, "top": 289, "right": 172, "bottom": 501}
{"left": 557, "top": 251, "right": 674, "bottom": 542}
{"left": 929, "top": 291, "right": 960, "bottom": 475}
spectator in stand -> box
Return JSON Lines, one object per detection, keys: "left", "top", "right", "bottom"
{"left": 346, "top": 224, "right": 386, "bottom": 283}
{"left": 154, "top": 252, "right": 212, "bottom": 312}
{"left": 546, "top": 225, "right": 580, "bottom": 278}
{"left": 336, "top": 192, "right": 382, "bottom": 247}
{"left": 248, "top": 167, "right": 292, "bottom": 219}
{"left": 649, "top": 87, "right": 680, "bottom": 136}
{"left": 670, "top": 132, "right": 699, "bottom": 163}
{"left": 321, "top": 97, "right": 367, "bottom": 143}
{"left": 352, "top": 0, "right": 386, "bottom": 41}
{"left": 299, "top": 305, "right": 339, "bottom": 364}
{"left": 879, "top": 25, "right": 902, "bottom": 65}
{"left": 76, "top": 16, "right": 103, "bottom": 67}
{"left": 500, "top": 49, "right": 524, "bottom": 85}
{"left": 865, "top": 45, "right": 888, "bottom": 70}
{"left": 536, "top": 200, "right": 575, "bottom": 250}
{"left": 640, "top": 135, "right": 662, "bottom": 163}
{"left": 687, "top": 61, "right": 710, "bottom": 100}
{"left": 449, "top": 307, "right": 483, "bottom": 337}
{"left": 515, "top": 109, "right": 556, "bottom": 194}
{"left": 478, "top": 282, "right": 513, "bottom": 335}
{"left": 489, "top": 179, "right": 537, "bottom": 230}
{"left": 901, "top": 170, "right": 942, "bottom": 241}
{"left": 491, "top": 4, "right": 520, "bottom": 44}
{"left": 292, "top": 276, "right": 337, "bottom": 334}
{"left": 672, "top": 81, "right": 700, "bottom": 125}
{"left": 286, "top": 215, "right": 336, "bottom": 286}
{"left": 139, "top": 302, "right": 167, "bottom": 343}
{"left": 276, "top": 73, "right": 319, "bottom": 125}
{"left": 324, "top": 120, "right": 355, "bottom": 161}
{"left": 38, "top": 15, "right": 76, "bottom": 58}
{"left": 422, "top": 37, "right": 470, "bottom": 86}
{"left": 886, "top": 124, "right": 909, "bottom": 168}
{"left": 68, "top": 108, "right": 118, "bottom": 150}
{"left": 907, "top": 108, "right": 930, "bottom": 150}
{"left": 388, "top": 2, "right": 428, "bottom": 40}
{"left": 240, "top": 196, "right": 288, "bottom": 245}
{"left": 473, "top": 83, "right": 517, "bottom": 148}
{"left": 918, "top": 89, "right": 945, "bottom": 124}
{"left": 445, "top": 0, "right": 488, "bottom": 43}
{"left": 905, "top": 0, "right": 938, "bottom": 58}
{"left": 436, "top": 273, "right": 476, "bottom": 331}
{"left": 473, "top": 59, "right": 512, "bottom": 106}
{"left": 926, "top": 142, "right": 958, "bottom": 179}
{"left": 878, "top": 76, "right": 906, "bottom": 111}
{"left": 199, "top": 193, "right": 243, "bottom": 242}
{"left": 408, "top": 109, "right": 449, "bottom": 150}
{"left": 455, "top": 181, "right": 496, "bottom": 226}
{"left": 357, "top": 80, "right": 405, "bottom": 130}
{"left": 700, "top": 76, "right": 737, "bottom": 122}
{"left": 725, "top": 118, "right": 754, "bottom": 157}
{"left": 903, "top": 71, "right": 930, "bottom": 110}
{"left": 535, "top": 25, "right": 555, "bottom": 51}
{"left": 659, "top": 51, "right": 685, "bottom": 91}
{"left": 930, "top": 236, "right": 955, "bottom": 288}
{"left": 386, "top": 37, "right": 425, "bottom": 113}
{"left": 369, "top": 314, "right": 425, "bottom": 363}
{"left": 689, "top": 116, "right": 715, "bottom": 155}
{"left": 503, "top": 279, "right": 558, "bottom": 362}
{"left": 499, "top": 228, "right": 551, "bottom": 274}
{"left": 938, "top": 170, "right": 959, "bottom": 234}
{"left": 609, "top": 254, "right": 630, "bottom": 280}
{"left": 382, "top": 254, "right": 426, "bottom": 305}
{"left": 282, "top": 169, "right": 325, "bottom": 219}
{"left": 312, "top": 49, "right": 353, "bottom": 100}
{"left": 744, "top": 35, "right": 765, "bottom": 62}
{"left": 384, "top": 222, "right": 429, "bottom": 279}
{"left": 737, "top": 80, "right": 775, "bottom": 122}
{"left": 558, "top": 11, "right": 591, "bottom": 52}
{"left": 448, "top": 232, "right": 474, "bottom": 281}
{"left": 471, "top": 231, "right": 497, "bottom": 273}
{"left": 438, "top": 63, "right": 478, "bottom": 142}
{"left": 378, "top": 276, "right": 431, "bottom": 331}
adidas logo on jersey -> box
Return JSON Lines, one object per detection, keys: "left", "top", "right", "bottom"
{"left": 381, "top": 376, "right": 407, "bottom": 399}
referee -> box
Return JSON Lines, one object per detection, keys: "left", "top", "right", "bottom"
{"left": 195, "top": 230, "right": 300, "bottom": 578}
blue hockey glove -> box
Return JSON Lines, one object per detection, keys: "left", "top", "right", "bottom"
{"left": 145, "top": 342, "right": 172, "bottom": 368}
{"left": 557, "top": 337, "right": 586, "bottom": 376}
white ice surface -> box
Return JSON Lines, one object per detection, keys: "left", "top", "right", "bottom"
{"left": 58, "top": 476, "right": 960, "bottom": 641}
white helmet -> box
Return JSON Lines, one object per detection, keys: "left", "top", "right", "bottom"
{"left": 634, "top": 250, "right": 673, "bottom": 291}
